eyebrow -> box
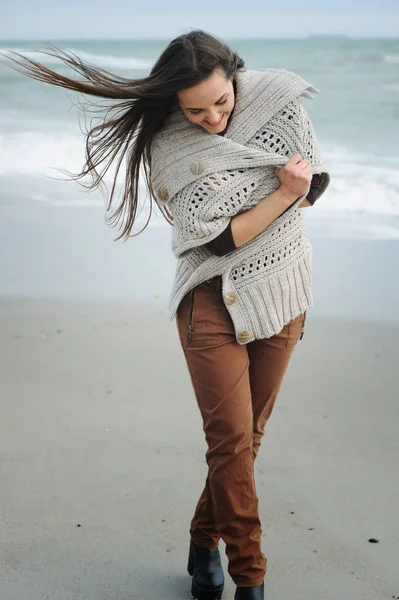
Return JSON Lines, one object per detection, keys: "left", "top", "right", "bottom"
{"left": 185, "top": 93, "right": 228, "bottom": 111}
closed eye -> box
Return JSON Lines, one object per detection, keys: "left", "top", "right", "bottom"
{"left": 189, "top": 98, "right": 228, "bottom": 115}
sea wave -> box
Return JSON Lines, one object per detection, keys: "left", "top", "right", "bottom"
{"left": 1, "top": 131, "right": 399, "bottom": 221}
{"left": 0, "top": 46, "right": 154, "bottom": 70}
{"left": 384, "top": 53, "right": 399, "bottom": 64}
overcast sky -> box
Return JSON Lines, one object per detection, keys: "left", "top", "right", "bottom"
{"left": 0, "top": 0, "right": 398, "bottom": 40}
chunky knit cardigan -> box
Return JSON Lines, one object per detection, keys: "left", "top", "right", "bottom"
{"left": 150, "top": 68, "right": 330, "bottom": 344}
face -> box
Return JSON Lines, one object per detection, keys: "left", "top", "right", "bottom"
{"left": 177, "top": 68, "right": 235, "bottom": 135}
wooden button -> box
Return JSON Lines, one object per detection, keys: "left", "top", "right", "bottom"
{"left": 190, "top": 161, "right": 205, "bottom": 175}
{"left": 157, "top": 187, "right": 169, "bottom": 204}
{"left": 237, "top": 330, "right": 252, "bottom": 344}
{"left": 224, "top": 292, "right": 238, "bottom": 306}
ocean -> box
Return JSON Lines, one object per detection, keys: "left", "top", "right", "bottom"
{"left": 0, "top": 36, "right": 399, "bottom": 241}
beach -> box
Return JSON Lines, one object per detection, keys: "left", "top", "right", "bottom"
{"left": 1, "top": 297, "right": 398, "bottom": 600}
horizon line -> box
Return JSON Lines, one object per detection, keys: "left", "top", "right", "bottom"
{"left": 0, "top": 34, "right": 398, "bottom": 43}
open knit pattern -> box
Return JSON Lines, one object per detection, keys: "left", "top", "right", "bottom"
{"left": 150, "top": 69, "right": 331, "bottom": 344}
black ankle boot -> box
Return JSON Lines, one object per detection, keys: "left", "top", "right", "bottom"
{"left": 187, "top": 538, "right": 224, "bottom": 600}
{"left": 234, "top": 581, "right": 264, "bottom": 600}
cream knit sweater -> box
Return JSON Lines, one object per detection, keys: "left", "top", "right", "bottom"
{"left": 150, "top": 68, "right": 330, "bottom": 344}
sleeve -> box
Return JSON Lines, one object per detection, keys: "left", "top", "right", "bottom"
{"left": 205, "top": 219, "right": 237, "bottom": 256}
{"left": 306, "top": 173, "right": 330, "bottom": 205}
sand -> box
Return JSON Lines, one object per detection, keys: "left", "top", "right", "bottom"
{"left": 1, "top": 298, "right": 398, "bottom": 600}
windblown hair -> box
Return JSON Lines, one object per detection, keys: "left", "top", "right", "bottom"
{"left": 2, "top": 30, "right": 245, "bottom": 240}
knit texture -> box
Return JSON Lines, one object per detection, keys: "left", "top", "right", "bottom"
{"left": 150, "top": 69, "right": 330, "bottom": 344}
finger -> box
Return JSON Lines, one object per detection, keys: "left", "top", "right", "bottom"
{"left": 291, "top": 153, "right": 303, "bottom": 164}
{"left": 285, "top": 154, "right": 300, "bottom": 167}
{"left": 298, "top": 161, "right": 312, "bottom": 172}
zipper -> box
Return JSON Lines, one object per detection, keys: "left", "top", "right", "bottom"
{"left": 187, "top": 288, "right": 196, "bottom": 344}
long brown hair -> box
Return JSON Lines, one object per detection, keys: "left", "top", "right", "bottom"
{"left": 1, "top": 30, "right": 245, "bottom": 240}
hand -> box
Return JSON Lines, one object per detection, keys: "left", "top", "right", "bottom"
{"left": 274, "top": 153, "right": 312, "bottom": 201}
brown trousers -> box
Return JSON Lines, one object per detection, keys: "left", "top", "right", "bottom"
{"left": 176, "top": 275, "right": 306, "bottom": 588}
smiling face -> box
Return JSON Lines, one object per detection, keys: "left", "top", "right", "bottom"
{"left": 177, "top": 67, "right": 235, "bottom": 135}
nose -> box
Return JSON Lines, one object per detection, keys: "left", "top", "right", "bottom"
{"left": 206, "top": 108, "right": 223, "bottom": 124}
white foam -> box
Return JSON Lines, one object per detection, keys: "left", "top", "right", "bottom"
{"left": 0, "top": 130, "right": 86, "bottom": 176}
{"left": 69, "top": 48, "right": 154, "bottom": 71}
{"left": 319, "top": 146, "right": 399, "bottom": 217}
{"left": 0, "top": 46, "right": 153, "bottom": 71}
{"left": 384, "top": 53, "right": 399, "bottom": 64}
{"left": 2, "top": 130, "right": 399, "bottom": 236}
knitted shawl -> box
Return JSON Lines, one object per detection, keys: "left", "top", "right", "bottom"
{"left": 150, "top": 68, "right": 330, "bottom": 344}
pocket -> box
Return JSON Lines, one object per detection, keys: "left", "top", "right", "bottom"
{"left": 299, "top": 310, "right": 307, "bottom": 341}
{"left": 187, "top": 288, "right": 196, "bottom": 344}
{"left": 185, "top": 285, "right": 220, "bottom": 349}
{"left": 285, "top": 312, "right": 306, "bottom": 349}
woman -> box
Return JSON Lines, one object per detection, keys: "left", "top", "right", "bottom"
{"left": 2, "top": 29, "right": 330, "bottom": 600}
